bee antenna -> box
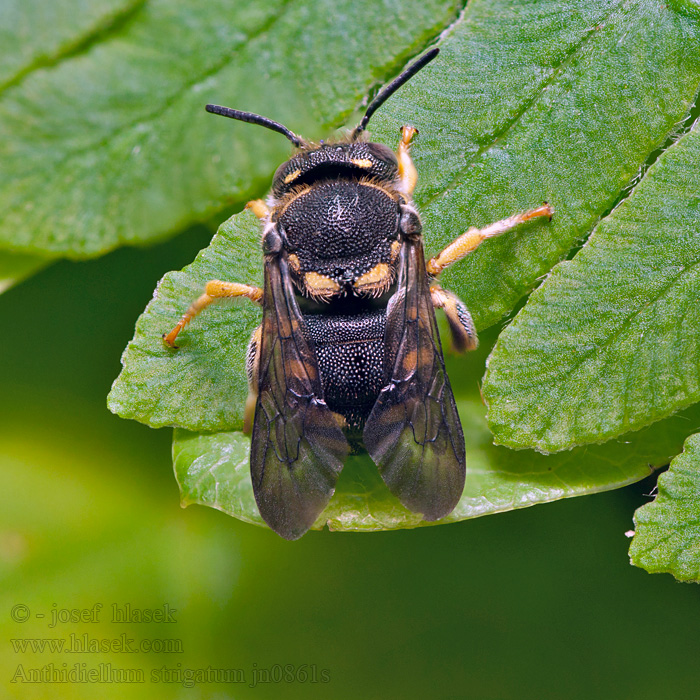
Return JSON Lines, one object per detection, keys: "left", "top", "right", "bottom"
{"left": 205, "top": 104, "right": 305, "bottom": 148}
{"left": 352, "top": 47, "right": 439, "bottom": 140}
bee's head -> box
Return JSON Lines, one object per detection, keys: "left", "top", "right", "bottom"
{"left": 204, "top": 47, "right": 439, "bottom": 194}
{"left": 270, "top": 141, "right": 398, "bottom": 198}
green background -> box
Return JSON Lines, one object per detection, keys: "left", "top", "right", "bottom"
{"left": 2, "top": 227, "right": 699, "bottom": 699}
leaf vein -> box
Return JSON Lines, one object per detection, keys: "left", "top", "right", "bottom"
{"left": 9, "top": 0, "right": 297, "bottom": 190}
{"left": 0, "top": 0, "right": 148, "bottom": 95}
{"left": 420, "top": 0, "right": 625, "bottom": 210}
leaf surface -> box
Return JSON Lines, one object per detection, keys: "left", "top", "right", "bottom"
{"left": 173, "top": 399, "right": 700, "bottom": 532}
{"left": 630, "top": 433, "right": 700, "bottom": 582}
{"left": 483, "top": 119, "right": 700, "bottom": 451}
{"left": 0, "top": 0, "right": 142, "bottom": 90}
{"left": 108, "top": 212, "right": 262, "bottom": 431}
{"left": 108, "top": 0, "right": 700, "bottom": 530}
{"left": 0, "top": 0, "right": 460, "bottom": 258}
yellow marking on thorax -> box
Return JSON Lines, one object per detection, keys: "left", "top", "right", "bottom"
{"left": 276, "top": 178, "right": 398, "bottom": 218}
{"left": 275, "top": 183, "right": 312, "bottom": 217}
{"left": 356, "top": 179, "right": 400, "bottom": 200}
{"left": 355, "top": 263, "right": 389, "bottom": 287}
{"left": 245, "top": 199, "right": 270, "bottom": 219}
{"left": 304, "top": 271, "right": 341, "bottom": 298}
{"left": 351, "top": 158, "right": 374, "bottom": 169}
{"left": 353, "top": 263, "right": 393, "bottom": 297}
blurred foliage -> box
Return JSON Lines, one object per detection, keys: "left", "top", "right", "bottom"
{"left": 0, "top": 251, "right": 48, "bottom": 294}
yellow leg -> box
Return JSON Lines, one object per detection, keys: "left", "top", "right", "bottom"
{"left": 431, "top": 285, "right": 478, "bottom": 353}
{"left": 245, "top": 199, "right": 270, "bottom": 219}
{"left": 427, "top": 203, "right": 553, "bottom": 277}
{"left": 163, "top": 280, "right": 263, "bottom": 348}
{"left": 397, "top": 125, "right": 418, "bottom": 197}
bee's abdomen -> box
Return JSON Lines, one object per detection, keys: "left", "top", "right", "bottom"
{"left": 302, "top": 308, "right": 386, "bottom": 438}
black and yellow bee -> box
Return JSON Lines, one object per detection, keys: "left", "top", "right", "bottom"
{"left": 164, "top": 48, "right": 552, "bottom": 539}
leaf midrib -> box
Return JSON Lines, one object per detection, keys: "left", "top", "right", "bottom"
{"left": 517, "top": 229, "right": 700, "bottom": 445}
{"left": 420, "top": 0, "right": 623, "bottom": 210}
{"left": 5, "top": 0, "right": 297, "bottom": 191}
{"left": 0, "top": 0, "right": 148, "bottom": 94}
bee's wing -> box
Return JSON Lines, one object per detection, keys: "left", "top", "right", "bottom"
{"left": 363, "top": 238, "right": 466, "bottom": 520}
{"left": 251, "top": 255, "right": 349, "bottom": 540}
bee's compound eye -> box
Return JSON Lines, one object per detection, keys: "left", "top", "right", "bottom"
{"left": 262, "top": 225, "right": 283, "bottom": 255}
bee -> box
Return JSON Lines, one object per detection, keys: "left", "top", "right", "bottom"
{"left": 164, "top": 48, "right": 552, "bottom": 539}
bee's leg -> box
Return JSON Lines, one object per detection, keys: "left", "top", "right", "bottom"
{"left": 396, "top": 125, "right": 419, "bottom": 197}
{"left": 243, "top": 325, "right": 262, "bottom": 434}
{"left": 426, "top": 203, "right": 554, "bottom": 277}
{"left": 245, "top": 199, "right": 270, "bottom": 219}
{"left": 430, "top": 285, "right": 478, "bottom": 352}
{"left": 163, "top": 281, "right": 263, "bottom": 348}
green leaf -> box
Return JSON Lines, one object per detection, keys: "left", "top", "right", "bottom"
{"left": 173, "top": 429, "right": 263, "bottom": 527}
{"left": 108, "top": 212, "right": 262, "bottom": 431}
{"left": 670, "top": 0, "right": 700, "bottom": 21}
{"left": 0, "top": 0, "right": 143, "bottom": 90}
{"left": 369, "top": 0, "right": 700, "bottom": 328}
{"left": 173, "top": 397, "right": 700, "bottom": 532}
{"left": 110, "top": 1, "right": 700, "bottom": 530}
{"left": 630, "top": 433, "right": 700, "bottom": 582}
{"left": 0, "top": 0, "right": 460, "bottom": 258}
{"left": 483, "top": 119, "right": 700, "bottom": 452}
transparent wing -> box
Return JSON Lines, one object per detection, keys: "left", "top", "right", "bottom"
{"left": 363, "top": 238, "right": 466, "bottom": 520}
{"left": 251, "top": 256, "right": 349, "bottom": 540}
